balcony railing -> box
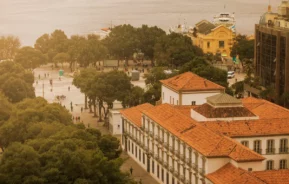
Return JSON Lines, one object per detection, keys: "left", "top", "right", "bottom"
{"left": 185, "top": 180, "right": 190, "bottom": 184}
{"left": 199, "top": 168, "right": 205, "bottom": 176}
{"left": 266, "top": 148, "right": 275, "bottom": 154}
{"left": 169, "top": 146, "right": 174, "bottom": 153}
{"left": 174, "top": 171, "right": 179, "bottom": 177}
{"left": 175, "top": 150, "right": 180, "bottom": 157}
{"left": 163, "top": 162, "right": 168, "bottom": 168}
{"left": 254, "top": 148, "right": 262, "bottom": 154}
{"left": 149, "top": 131, "right": 153, "bottom": 137}
{"left": 180, "top": 175, "right": 185, "bottom": 182}
{"left": 279, "top": 147, "right": 289, "bottom": 154}
{"left": 164, "top": 142, "right": 169, "bottom": 149}
{"left": 180, "top": 154, "right": 185, "bottom": 161}
{"left": 154, "top": 135, "right": 159, "bottom": 141}
{"left": 169, "top": 166, "right": 174, "bottom": 173}
{"left": 159, "top": 138, "right": 164, "bottom": 143}
{"left": 186, "top": 158, "right": 191, "bottom": 166}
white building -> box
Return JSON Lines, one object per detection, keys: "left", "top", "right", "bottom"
{"left": 120, "top": 72, "right": 289, "bottom": 184}
{"left": 160, "top": 72, "right": 225, "bottom": 105}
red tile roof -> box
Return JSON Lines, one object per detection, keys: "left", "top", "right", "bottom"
{"left": 193, "top": 103, "right": 256, "bottom": 118}
{"left": 120, "top": 103, "right": 154, "bottom": 127}
{"left": 206, "top": 163, "right": 265, "bottom": 184}
{"left": 201, "top": 97, "right": 289, "bottom": 137}
{"left": 207, "top": 163, "right": 289, "bottom": 184}
{"left": 160, "top": 72, "right": 225, "bottom": 92}
{"left": 141, "top": 104, "right": 264, "bottom": 162}
{"left": 252, "top": 170, "right": 289, "bottom": 184}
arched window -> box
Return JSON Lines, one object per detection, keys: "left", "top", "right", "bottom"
{"left": 280, "top": 139, "right": 288, "bottom": 153}
{"left": 280, "top": 159, "right": 287, "bottom": 169}
{"left": 266, "top": 160, "right": 274, "bottom": 170}
{"left": 254, "top": 140, "right": 262, "bottom": 154}
{"left": 266, "top": 139, "right": 275, "bottom": 154}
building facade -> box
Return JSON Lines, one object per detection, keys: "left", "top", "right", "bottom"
{"left": 160, "top": 72, "right": 225, "bottom": 105}
{"left": 120, "top": 72, "right": 289, "bottom": 184}
{"left": 188, "top": 20, "right": 235, "bottom": 57}
{"left": 255, "top": 1, "right": 289, "bottom": 101}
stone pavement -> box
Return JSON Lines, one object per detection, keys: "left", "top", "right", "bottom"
{"left": 33, "top": 64, "right": 159, "bottom": 184}
{"left": 120, "top": 152, "right": 159, "bottom": 184}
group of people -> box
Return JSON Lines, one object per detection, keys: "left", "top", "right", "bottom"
{"left": 72, "top": 116, "right": 81, "bottom": 122}
{"left": 38, "top": 73, "right": 50, "bottom": 79}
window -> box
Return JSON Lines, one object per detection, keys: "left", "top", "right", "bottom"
{"left": 139, "top": 149, "right": 141, "bottom": 161}
{"left": 135, "top": 146, "right": 137, "bottom": 157}
{"left": 172, "top": 177, "right": 175, "bottom": 184}
{"left": 152, "top": 161, "right": 155, "bottom": 173}
{"left": 266, "top": 139, "right": 275, "bottom": 154}
{"left": 166, "top": 172, "right": 169, "bottom": 184}
{"left": 132, "top": 143, "right": 134, "bottom": 154}
{"left": 280, "top": 159, "right": 287, "bottom": 169}
{"left": 143, "top": 153, "right": 145, "bottom": 164}
{"left": 128, "top": 140, "right": 130, "bottom": 151}
{"left": 254, "top": 140, "right": 262, "bottom": 154}
{"left": 161, "top": 168, "right": 164, "bottom": 182}
{"left": 207, "top": 42, "right": 210, "bottom": 48}
{"left": 241, "top": 141, "right": 249, "bottom": 147}
{"left": 266, "top": 160, "right": 274, "bottom": 170}
{"left": 280, "top": 139, "right": 288, "bottom": 153}
{"left": 219, "top": 41, "right": 225, "bottom": 48}
{"left": 191, "top": 101, "right": 196, "bottom": 105}
{"left": 157, "top": 164, "right": 159, "bottom": 178}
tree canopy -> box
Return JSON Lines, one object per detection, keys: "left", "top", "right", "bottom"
{"left": 14, "top": 46, "right": 47, "bottom": 69}
{"left": 0, "top": 36, "right": 21, "bottom": 60}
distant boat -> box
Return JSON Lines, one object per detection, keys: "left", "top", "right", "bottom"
{"left": 213, "top": 12, "right": 236, "bottom": 32}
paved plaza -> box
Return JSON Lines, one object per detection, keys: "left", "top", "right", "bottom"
{"left": 33, "top": 64, "right": 158, "bottom": 184}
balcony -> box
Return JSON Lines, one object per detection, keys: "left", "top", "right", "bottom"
{"left": 154, "top": 135, "right": 159, "bottom": 141}
{"left": 163, "top": 142, "right": 169, "bottom": 149}
{"left": 186, "top": 158, "right": 191, "bottom": 166}
{"left": 279, "top": 147, "right": 289, "bottom": 154}
{"left": 174, "top": 171, "right": 179, "bottom": 177}
{"left": 149, "top": 131, "right": 153, "bottom": 137}
{"left": 254, "top": 149, "right": 262, "bottom": 154}
{"left": 199, "top": 168, "right": 205, "bottom": 176}
{"left": 169, "top": 166, "right": 174, "bottom": 173}
{"left": 185, "top": 180, "right": 190, "bottom": 184}
{"left": 175, "top": 150, "right": 180, "bottom": 157}
{"left": 159, "top": 138, "right": 164, "bottom": 143}
{"left": 180, "top": 175, "right": 185, "bottom": 182}
{"left": 163, "top": 162, "right": 168, "bottom": 168}
{"left": 169, "top": 146, "right": 174, "bottom": 153}
{"left": 266, "top": 148, "right": 275, "bottom": 154}
{"left": 180, "top": 154, "right": 185, "bottom": 161}
{"left": 144, "top": 128, "right": 149, "bottom": 133}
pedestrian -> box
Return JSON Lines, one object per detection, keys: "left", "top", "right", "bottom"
{"left": 59, "top": 77, "right": 61, "bottom": 81}
{"left": 70, "top": 101, "right": 73, "bottom": 107}
{"left": 78, "top": 116, "right": 81, "bottom": 121}
{"left": 68, "top": 86, "right": 70, "bottom": 91}
{"left": 81, "top": 107, "right": 83, "bottom": 113}
{"left": 63, "top": 105, "right": 66, "bottom": 109}
{"left": 71, "top": 106, "right": 73, "bottom": 112}
{"left": 129, "top": 166, "right": 133, "bottom": 175}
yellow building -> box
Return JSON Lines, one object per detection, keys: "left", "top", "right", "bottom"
{"left": 188, "top": 20, "right": 235, "bottom": 57}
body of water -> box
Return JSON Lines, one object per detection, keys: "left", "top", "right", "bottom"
{"left": 0, "top": 0, "right": 280, "bottom": 46}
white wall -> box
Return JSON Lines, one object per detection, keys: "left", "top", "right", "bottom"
{"left": 234, "top": 136, "right": 289, "bottom": 170}
{"left": 182, "top": 92, "right": 220, "bottom": 105}
{"left": 161, "top": 85, "right": 180, "bottom": 105}
{"left": 206, "top": 158, "right": 230, "bottom": 174}
{"left": 230, "top": 160, "right": 264, "bottom": 172}
{"left": 108, "top": 110, "right": 122, "bottom": 135}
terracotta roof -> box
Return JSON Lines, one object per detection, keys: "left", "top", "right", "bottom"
{"left": 195, "top": 20, "right": 216, "bottom": 35}
{"left": 120, "top": 103, "right": 154, "bottom": 127}
{"left": 242, "top": 97, "right": 289, "bottom": 120}
{"left": 160, "top": 72, "right": 225, "bottom": 92}
{"left": 193, "top": 103, "right": 256, "bottom": 118}
{"left": 206, "top": 163, "right": 265, "bottom": 184}
{"left": 207, "top": 93, "right": 242, "bottom": 106}
{"left": 173, "top": 105, "right": 195, "bottom": 116}
{"left": 203, "top": 118, "right": 289, "bottom": 137}
{"left": 252, "top": 170, "right": 289, "bottom": 184}
{"left": 201, "top": 97, "right": 289, "bottom": 137}
{"left": 142, "top": 104, "right": 264, "bottom": 162}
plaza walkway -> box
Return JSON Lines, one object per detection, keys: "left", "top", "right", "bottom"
{"left": 33, "top": 64, "right": 158, "bottom": 184}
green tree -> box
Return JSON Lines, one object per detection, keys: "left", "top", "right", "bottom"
{"left": 0, "top": 93, "right": 13, "bottom": 126}
{"left": 230, "top": 34, "right": 254, "bottom": 66}
{"left": 123, "top": 86, "right": 144, "bottom": 107}
{"left": 14, "top": 46, "right": 47, "bottom": 69}
{"left": 103, "top": 24, "right": 139, "bottom": 65}
{"left": 136, "top": 25, "right": 166, "bottom": 62}
{"left": 154, "top": 33, "right": 203, "bottom": 67}
{"left": 53, "top": 52, "right": 70, "bottom": 68}
{"left": 1, "top": 77, "right": 35, "bottom": 103}
{"left": 98, "top": 135, "right": 122, "bottom": 160}
{"left": 0, "top": 36, "right": 21, "bottom": 60}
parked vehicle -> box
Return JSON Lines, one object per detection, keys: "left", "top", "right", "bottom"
{"left": 227, "top": 71, "right": 235, "bottom": 78}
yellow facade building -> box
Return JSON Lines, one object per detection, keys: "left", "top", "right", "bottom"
{"left": 188, "top": 20, "right": 235, "bottom": 57}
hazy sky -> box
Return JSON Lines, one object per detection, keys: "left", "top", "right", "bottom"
{"left": 0, "top": 0, "right": 281, "bottom": 46}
